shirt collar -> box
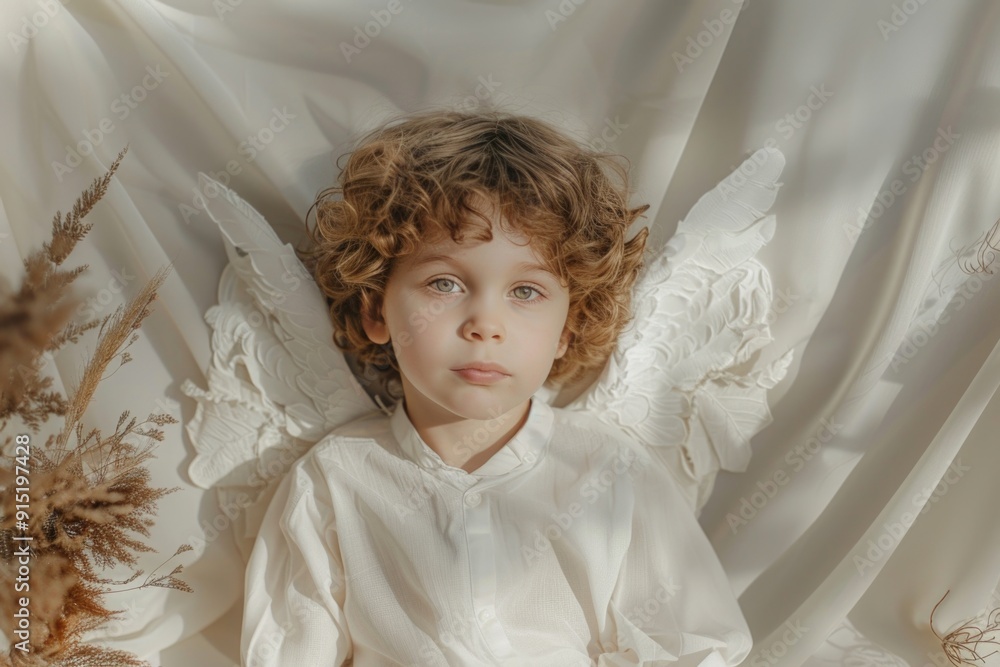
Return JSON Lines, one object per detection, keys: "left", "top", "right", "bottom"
{"left": 389, "top": 397, "right": 553, "bottom": 477}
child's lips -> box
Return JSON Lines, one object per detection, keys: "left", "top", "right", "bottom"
{"left": 453, "top": 368, "right": 510, "bottom": 384}
{"left": 453, "top": 362, "right": 511, "bottom": 374}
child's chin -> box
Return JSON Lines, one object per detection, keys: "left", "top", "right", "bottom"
{"left": 443, "top": 393, "right": 524, "bottom": 422}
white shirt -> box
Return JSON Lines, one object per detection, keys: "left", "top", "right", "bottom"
{"left": 241, "top": 396, "right": 752, "bottom": 666}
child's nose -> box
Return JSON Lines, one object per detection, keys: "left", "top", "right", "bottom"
{"left": 463, "top": 319, "right": 505, "bottom": 342}
{"left": 461, "top": 308, "right": 506, "bottom": 342}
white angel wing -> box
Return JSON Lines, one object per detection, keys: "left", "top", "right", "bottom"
{"left": 561, "top": 147, "right": 794, "bottom": 515}
{"left": 180, "top": 174, "right": 383, "bottom": 561}
{"left": 182, "top": 147, "right": 792, "bottom": 557}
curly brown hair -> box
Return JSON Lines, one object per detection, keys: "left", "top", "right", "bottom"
{"left": 297, "top": 107, "right": 649, "bottom": 400}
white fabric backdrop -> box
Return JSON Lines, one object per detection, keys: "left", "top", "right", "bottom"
{"left": 2, "top": 1, "right": 999, "bottom": 665}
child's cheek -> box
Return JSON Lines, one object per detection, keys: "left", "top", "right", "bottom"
{"left": 408, "top": 308, "right": 429, "bottom": 336}
{"left": 406, "top": 294, "right": 460, "bottom": 337}
{"left": 406, "top": 302, "right": 443, "bottom": 337}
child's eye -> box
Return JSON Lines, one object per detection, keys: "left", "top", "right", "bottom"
{"left": 511, "top": 285, "right": 544, "bottom": 301}
{"left": 426, "top": 279, "right": 546, "bottom": 303}
{"left": 429, "top": 278, "right": 459, "bottom": 294}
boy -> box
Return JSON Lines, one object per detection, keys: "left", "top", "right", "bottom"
{"left": 241, "top": 109, "right": 752, "bottom": 666}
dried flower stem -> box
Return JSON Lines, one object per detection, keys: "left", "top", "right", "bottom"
{"left": 0, "top": 147, "right": 194, "bottom": 667}
{"left": 931, "top": 589, "right": 1000, "bottom": 666}
{"left": 52, "top": 262, "right": 174, "bottom": 465}
{"left": 960, "top": 217, "right": 1000, "bottom": 275}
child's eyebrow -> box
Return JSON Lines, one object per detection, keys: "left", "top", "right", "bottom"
{"left": 413, "top": 254, "right": 553, "bottom": 275}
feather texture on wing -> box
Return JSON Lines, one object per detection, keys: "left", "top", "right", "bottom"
{"left": 180, "top": 148, "right": 793, "bottom": 560}
{"left": 180, "top": 174, "right": 381, "bottom": 560}
{"left": 560, "top": 147, "right": 793, "bottom": 513}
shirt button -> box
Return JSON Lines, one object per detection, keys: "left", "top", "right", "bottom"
{"left": 465, "top": 492, "right": 481, "bottom": 507}
{"left": 478, "top": 607, "right": 495, "bottom": 622}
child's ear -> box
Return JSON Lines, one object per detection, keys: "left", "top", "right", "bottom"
{"left": 361, "top": 303, "right": 390, "bottom": 345}
{"left": 555, "top": 329, "right": 572, "bottom": 359}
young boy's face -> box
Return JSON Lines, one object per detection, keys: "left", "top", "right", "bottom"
{"left": 362, "top": 205, "right": 571, "bottom": 424}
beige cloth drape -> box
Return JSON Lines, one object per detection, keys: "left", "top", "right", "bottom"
{"left": 2, "top": 1, "right": 998, "bottom": 664}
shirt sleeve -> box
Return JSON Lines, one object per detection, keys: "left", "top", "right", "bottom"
{"left": 241, "top": 450, "right": 353, "bottom": 666}
{"left": 595, "top": 446, "right": 753, "bottom": 667}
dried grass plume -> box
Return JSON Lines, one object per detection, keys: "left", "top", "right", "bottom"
{"left": 0, "top": 147, "right": 192, "bottom": 667}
